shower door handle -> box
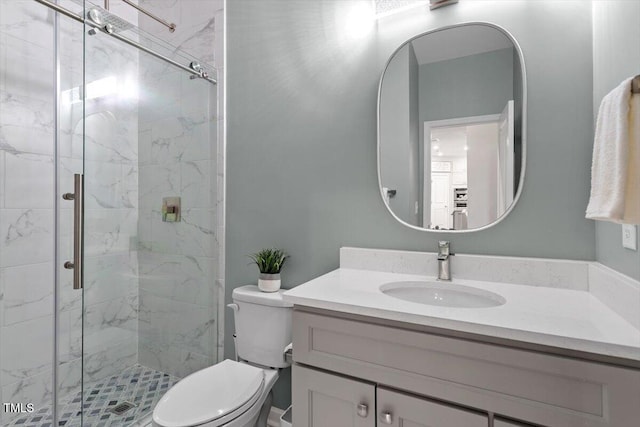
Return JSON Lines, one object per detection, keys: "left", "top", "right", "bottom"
{"left": 62, "top": 174, "right": 84, "bottom": 290}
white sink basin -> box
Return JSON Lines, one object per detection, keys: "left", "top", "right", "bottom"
{"left": 380, "top": 281, "right": 506, "bottom": 308}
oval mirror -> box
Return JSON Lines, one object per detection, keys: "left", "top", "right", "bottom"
{"left": 378, "top": 23, "right": 526, "bottom": 232}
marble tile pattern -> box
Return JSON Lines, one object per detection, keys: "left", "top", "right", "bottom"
{"left": 1, "top": 1, "right": 224, "bottom": 424}
{"left": 0, "top": 2, "right": 57, "bottom": 424}
{"left": 135, "top": 0, "right": 223, "bottom": 378}
{"left": 0, "top": 2, "right": 139, "bottom": 423}
{"left": 59, "top": 16, "right": 141, "bottom": 424}
{"left": 340, "top": 247, "right": 590, "bottom": 291}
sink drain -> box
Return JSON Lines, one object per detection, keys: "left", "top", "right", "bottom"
{"left": 109, "top": 401, "right": 137, "bottom": 415}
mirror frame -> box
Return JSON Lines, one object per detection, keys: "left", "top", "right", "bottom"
{"left": 377, "top": 22, "right": 527, "bottom": 233}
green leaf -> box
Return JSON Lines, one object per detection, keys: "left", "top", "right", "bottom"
{"left": 247, "top": 248, "right": 289, "bottom": 273}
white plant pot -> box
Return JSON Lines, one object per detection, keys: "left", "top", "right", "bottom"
{"left": 258, "top": 273, "right": 281, "bottom": 292}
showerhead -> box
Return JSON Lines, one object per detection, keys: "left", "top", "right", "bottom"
{"left": 86, "top": 7, "right": 134, "bottom": 34}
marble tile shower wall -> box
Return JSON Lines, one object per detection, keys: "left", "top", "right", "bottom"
{"left": 57, "top": 0, "right": 141, "bottom": 413}
{"left": 0, "top": 2, "right": 140, "bottom": 423}
{"left": 0, "top": 4, "right": 58, "bottom": 423}
{"left": 0, "top": 1, "right": 222, "bottom": 422}
{"left": 136, "top": 0, "right": 223, "bottom": 379}
{"left": 80, "top": 20, "right": 140, "bottom": 386}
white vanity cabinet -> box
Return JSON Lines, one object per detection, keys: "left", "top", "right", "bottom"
{"left": 291, "top": 309, "right": 640, "bottom": 427}
{"left": 293, "top": 365, "right": 488, "bottom": 427}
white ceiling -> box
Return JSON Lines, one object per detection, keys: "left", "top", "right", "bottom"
{"left": 431, "top": 126, "right": 467, "bottom": 158}
{"left": 411, "top": 25, "right": 513, "bottom": 65}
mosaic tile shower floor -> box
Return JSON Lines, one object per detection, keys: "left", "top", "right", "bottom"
{"left": 8, "top": 365, "right": 179, "bottom": 427}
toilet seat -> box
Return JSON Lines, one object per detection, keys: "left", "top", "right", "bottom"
{"left": 153, "top": 360, "right": 266, "bottom": 427}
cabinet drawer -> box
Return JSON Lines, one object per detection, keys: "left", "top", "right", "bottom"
{"left": 293, "top": 310, "right": 640, "bottom": 427}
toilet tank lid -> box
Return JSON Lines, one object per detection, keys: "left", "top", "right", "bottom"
{"left": 232, "top": 285, "right": 293, "bottom": 308}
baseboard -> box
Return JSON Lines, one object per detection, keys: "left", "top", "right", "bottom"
{"left": 268, "top": 406, "right": 285, "bottom": 427}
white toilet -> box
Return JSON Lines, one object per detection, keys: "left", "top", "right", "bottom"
{"left": 152, "top": 285, "right": 293, "bottom": 427}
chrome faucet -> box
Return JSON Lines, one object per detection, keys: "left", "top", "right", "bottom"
{"left": 437, "top": 241, "right": 451, "bottom": 281}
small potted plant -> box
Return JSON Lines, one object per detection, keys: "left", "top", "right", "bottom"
{"left": 249, "top": 248, "right": 289, "bottom": 292}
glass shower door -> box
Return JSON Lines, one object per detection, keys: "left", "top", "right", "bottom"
{"left": 1, "top": 1, "right": 218, "bottom": 425}
{"left": 79, "top": 4, "right": 218, "bottom": 424}
{"left": 0, "top": 1, "right": 86, "bottom": 425}
{"left": 0, "top": 0, "right": 223, "bottom": 426}
{"left": 56, "top": 2, "right": 87, "bottom": 426}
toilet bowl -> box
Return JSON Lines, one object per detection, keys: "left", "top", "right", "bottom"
{"left": 152, "top": 360, "right": 278, "bottom": 427}
{"left": 152, "top": 285, "right": 293, "bottom": 427}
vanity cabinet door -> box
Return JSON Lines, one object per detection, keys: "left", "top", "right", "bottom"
{"left": 377, "top": 387, "right": 488, "bottom": 427}
{"left": 292, "top": 365, "right": 375, "bottom": 427}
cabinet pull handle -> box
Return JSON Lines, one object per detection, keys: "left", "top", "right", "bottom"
{"left": 380, "top": 411, "right": 393, "bottom": 424}
{"left": 356, "top": 403, "right": 368, "bottom": 417}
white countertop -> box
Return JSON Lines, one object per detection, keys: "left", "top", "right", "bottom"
{"left": 283, "top": 268, "right": 640, "bottom": 361}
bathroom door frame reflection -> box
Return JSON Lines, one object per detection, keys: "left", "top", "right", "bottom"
{"left": 423, "top": 102, "right": 514, "bottom": 231}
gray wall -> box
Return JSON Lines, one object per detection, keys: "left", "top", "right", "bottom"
{"left": 418, "top": 48, "right": 514, "bottom": 122}
{"left": 417, "top": 47, "right": 515, "bottom": 219}
{"left": 380, "top": 44, "right": 420, "bottom": 225}
{"left": 513, "top": 50, "right": 523, "bottom": 192}
{"left": 227, "top": 0, "right": 595, "bottom": 409}
{"left": 409, "top": 45, "right": 420, "bottom": 225}
{"left": 592, "top": 0, "right": 640, "bottom": 280}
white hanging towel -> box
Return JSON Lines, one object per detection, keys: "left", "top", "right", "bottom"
{"left": 623, "top": 91, "right": 640, "bottom": 223}
{"left": 586, "top": 76, "right": 640, "bottom": 224}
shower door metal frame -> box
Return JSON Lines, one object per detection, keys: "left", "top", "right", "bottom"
{"left": 33, "top": 0, "right": 216, "bottom": 84}
{"left": 53, "top": 8, "right": 61, "bottom": 426}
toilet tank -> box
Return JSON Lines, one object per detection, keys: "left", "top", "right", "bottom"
{"left": 231, "top": 285, "right": 293, "bottom": 368}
